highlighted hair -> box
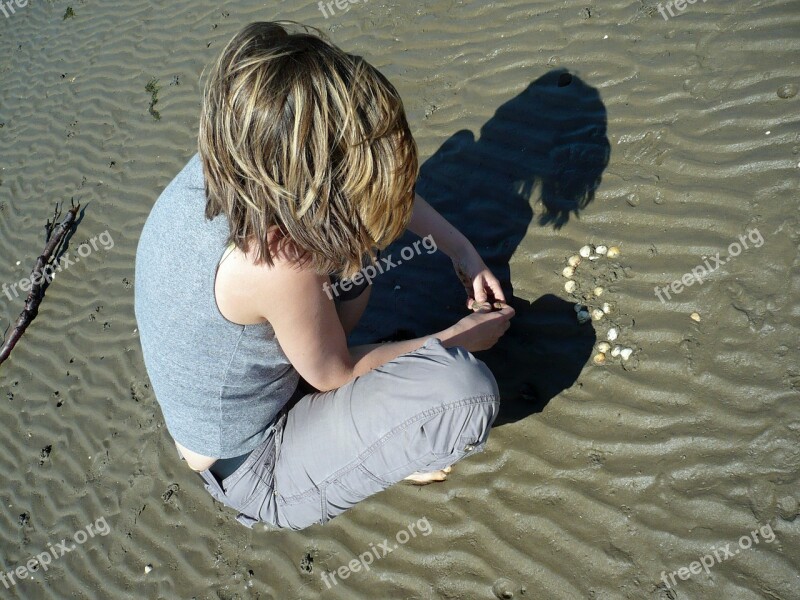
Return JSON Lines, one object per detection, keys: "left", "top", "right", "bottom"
{"left": 199, "top": 21, "right": 418, "bottom": 278}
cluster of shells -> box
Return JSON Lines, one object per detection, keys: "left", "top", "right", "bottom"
{"left": 562, "top": 244, "right": 635, "bottom": 366}
{"left": 591, "top": 333, "right": 635, "bottom": 366}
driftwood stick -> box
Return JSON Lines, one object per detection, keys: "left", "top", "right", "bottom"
{"left": 0, "top": 200, "right": 81, "bottom": 366}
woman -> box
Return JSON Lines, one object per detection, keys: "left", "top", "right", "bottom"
{"left": 134, "top": 21, "right": 514, "bottom": 530}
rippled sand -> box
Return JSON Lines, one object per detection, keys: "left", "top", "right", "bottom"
{"left": 0, "top": 1, "right": 798, "bottom": 598}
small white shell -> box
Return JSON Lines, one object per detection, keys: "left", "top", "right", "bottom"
{"left": 607, "top": 327, "right": 618, "bottom": 341}
{"left": 568, "top": 255, "right": 581, "bottom": 267}
{"left": 593, "top": 353, "right": 606, "bottom": 365}
{"left": 579, "top": 245, "right": 593, "bottom": 258}
{"left": 593, "top": 287, "right": 604, "bottom": 297}
{"left": 562, "top": 266, "right": 575, "bottom": 278}
{"left": 589, "top": 255, "right": 601, "bottom": 261}
{"left": 620, "top": 347, "right": 634, "bottom": 360}
{"left": 611, "top": 346, "right": 622, "bottom": 357}
{"left": 565, "top": 280, "right": 577, "bottom": 293}
{"left": 602, "top": 302, "right": 611, "bottom": 314}
{"left": 574, "top": 303, "right": 584, "bottom": 313}
{"left": 144, "top": 564, "right": 153, "bottom": 574}
{"left": 577, "top": 310, "right": 591, "bottom": 324}
{"left": 595, "top": 245, "right": 608, "bottom": 255}
{"left": 690, "top": 312, "right": 701, "bottom": 322}
{"left": 597, "top": 342, "right": 611, "bottom": 353}
{"left": 606, "top": 246, "right": 620, "bottom": 258}
{"left": 591, "top": 308, "right": 604, "bottom": 321}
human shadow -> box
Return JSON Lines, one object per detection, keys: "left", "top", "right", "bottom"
{"left": 350, "top": 70, "right": 608, "bottom": 424}
{"left": 482, "top": 294, "right": 596, "bottom": 425}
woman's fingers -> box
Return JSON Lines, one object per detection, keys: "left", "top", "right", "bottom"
{"left": 473, "top": 272, "right": 506, "bottom": 305}
{"left": 472, "top": 279, "right": 488, "bottom": 303}
{"left": 489, "top": 278, "right": 506, "bottom": 303}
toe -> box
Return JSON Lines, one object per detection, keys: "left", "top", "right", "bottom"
{"left": 403, "top": 469, "right": 449, "bottom": 485}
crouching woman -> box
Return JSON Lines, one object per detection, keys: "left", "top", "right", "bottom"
{"left": 134, "top": 21, "right": 514, "bottom": 530}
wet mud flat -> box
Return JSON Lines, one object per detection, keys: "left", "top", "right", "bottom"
{"left": 0, "top": 0, "right": 797, "bottom": 598}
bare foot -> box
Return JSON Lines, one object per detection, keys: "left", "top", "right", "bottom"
{"left": 403, "top": 465, "right": 452, "bottom": 485}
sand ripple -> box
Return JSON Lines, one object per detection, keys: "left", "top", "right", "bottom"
{"left": 0, "top": 0, "right": 797, "bottom": 598}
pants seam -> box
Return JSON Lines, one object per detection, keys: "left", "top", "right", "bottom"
{"left": 278, "top": 393, "right": 499, "bottom": 504}
{"left": 359, "top": 464, "right": 388, "bottom": 487}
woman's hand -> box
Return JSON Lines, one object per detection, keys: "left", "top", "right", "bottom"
{"left": 441, "top": 304, "right": 515, "bottom": 352}
{"left": 452, "top": 246, "right": 506, "bottom": 308}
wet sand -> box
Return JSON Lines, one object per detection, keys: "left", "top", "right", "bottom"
{"left": 0, "top": 0, "right": 798, "bottom": 598}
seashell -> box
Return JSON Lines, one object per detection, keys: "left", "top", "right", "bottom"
{"left": 562, "top": 266, "right": 575, "bottom": 278}
{"left": 595, "top": 245, "right": 608, "bottom": 255}
{"left": 602, "top": 302, "right": 611, "bottom": 314}
{"left": 568, "top": 255, "right": 581, "bottom": 267}
{"left": 591, "top": 308, "right": 604, "bottom": 321}
{"left": 593, "top": 353, "right": 606, "bottom": 365}
{"left": 610, "top": 346, "right": 622, "bottom": 357}
{"left": 620, "top": 347, "right": 634, "bottom": 360}
{"left": 574, "top": 303, "right": 584, "bottom": 313}
{"left": 144, "top": 564, "right": 153, "bottom": 574}
{"left": 597, "top": 342, "right": 611, "bottom": 353}
{"left": 777, "top": 84, "right": 798, "bottom": 99}
{"left": 593, "top": 286, "right": 604, "bottom": 297}
{"left": 492, "top": 579, "right": 517, "bottom": 600}
{"left": 690, "top": 312, "right": 701, "bottom": 322}
{"left": 579, "top": 245, "right": 593, "bottom": 258}
{"left": 470, "top": 300, "right": 492, "bottom": 312}
{"left": 607, "top": 327, "right": 618, "bottom": 341}
{"left": 606, "top": 246, "right": 620, "bottom": 258}
{"left": 589, "top": 255, "right": 600, "bottom": 261}
{"left": 565, "top": 280, "right": 577, "bottom": 293}
{"left": 577, "top": 310, "right": 591, "bottom": 324}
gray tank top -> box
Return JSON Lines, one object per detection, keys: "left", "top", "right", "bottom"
{"left": 134, "top": 153, "right": 299, "bottom": 458}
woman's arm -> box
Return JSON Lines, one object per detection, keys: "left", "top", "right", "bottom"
{"left": 253, "top": 259, "right": 425, "bottom": 391}
{"left": 407, "top": 193, "right": 473, "bottom": 260}
{"left": 407, "top": 193, "right": 506, "bottom": 304}
{"left": 252, "top": 254, "right": 512, "bottom": 392}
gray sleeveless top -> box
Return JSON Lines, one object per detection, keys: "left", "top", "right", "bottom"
{"left": 134, "top": 153, "right": 299, "bottom": 458}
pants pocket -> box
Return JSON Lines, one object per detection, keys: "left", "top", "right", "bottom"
{"left": 321, "top": 464, "right": 390, "bottom": 524}
{"left": 213, "top": 435, "right": 278, "bottom": 515}
{"left": 425, "top": 400, "right": 498, "bottom": 461}
{"left": 275, "top": 489, "right": 325, "bottom": 531}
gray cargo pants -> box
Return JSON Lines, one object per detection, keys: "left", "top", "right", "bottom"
{"left": 195, "top": 337, "right": 499, "bottom": 530}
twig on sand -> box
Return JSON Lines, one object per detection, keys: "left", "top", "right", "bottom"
{"left": 0, "top": 200, "right": 81, "bottom": 366}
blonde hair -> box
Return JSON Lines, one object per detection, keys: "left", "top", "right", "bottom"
{"left": 199, "top": 21, "right": 418, "bottom": 278}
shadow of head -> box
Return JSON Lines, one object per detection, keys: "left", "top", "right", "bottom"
{"left": 408, "top": 70, "right": 609, "bottom": 275}
{"left": 484, "top": 68, "right": 610, "bottom": 230}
